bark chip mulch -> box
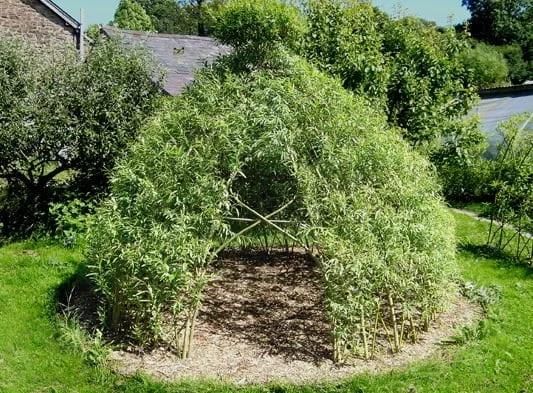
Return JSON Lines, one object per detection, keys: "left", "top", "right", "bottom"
{"left": 109, "top": 250, "right": 480, "bottom": 384}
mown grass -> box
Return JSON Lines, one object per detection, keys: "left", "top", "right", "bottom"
{"left": 0, "top": 213, "right": 531, "bottom": 393}
{"left": 451, "top": 202, "right": 491, "bottom": 217}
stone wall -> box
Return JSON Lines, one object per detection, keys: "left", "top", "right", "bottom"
{"left": 0, "top": 0, "right": 78, "bottom": 49}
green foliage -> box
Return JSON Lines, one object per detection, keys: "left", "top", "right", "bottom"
{"left": 136, "top": 0, "right": 225, "bottom": 35}
{"left": 303, "top": 1, "right": 477, "bottom": 147}
{"left": 56, "top": 313, "right": 110, "bottom": 370}
{"left": 486, "top": 114, "right": 533, "bottom": 263}
{"left": 86, "top": 24, "right": 103, "bottom": 41}
{"left": 461, "top": 281, "right": 501, "bottom": 311}
{"left": 49, "top": 199, "right": 96, "bottom": 248}
{"left": 432, "top": 118, "right": 492, "bottom": 202}
{"left": 87, "top": 52, "right": 456, "bottom": 361}
{"left": 114, "top": 0, "right": 155, "bottom": 31}
{"left": 212, "top": 0, "right": 306, "bottom": 68}
{"left": 459, "top": 42, "right": 510, "bottom": 88}
{"left": 383, "top": 17, "right": 476, "bottom": 145}
{"left": 0, "top": 38, "right": 161, "bottom": 236}
{"left": 448, "top": 320, "right": 491, "bottom": 345}
{"left": 136, "top": 0, "right": 192, "bottom": 33}
{"left": 304, "top": 0, "right": 390, "bottom": 100}
{"left": 497, "top": 44, "right": 530, "bottom": 84}
{"left": 461, "top": 0, "right": 532, "bottom": 81}
{"left": 462, "top": 0, "right": 532, "bottom": 50}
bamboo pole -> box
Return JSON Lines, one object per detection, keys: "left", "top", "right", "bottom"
{"left": 233, "top": 196, "right": 304, "bottom": 248}
{"left": 388, "top": 292, "right": 400, "bottom": 352}
{"left": 360, "top": 305, "right": 369, "bottom": 360}
{"left": 371, "top": 302, "right": 380, "bottom": 358}
{"left": 380, "top": 316, "right": 394, "bottom": 353}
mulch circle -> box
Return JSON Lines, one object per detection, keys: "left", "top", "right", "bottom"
{"left": 104, "top": 250, "right": 481, "bottom": 384}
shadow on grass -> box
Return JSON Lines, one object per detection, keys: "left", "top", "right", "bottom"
{"left": 54, "top": 263, "right": 101, "bottom": 331}
{"left": 458, "top": 243, "right": 533, "bottom": 273}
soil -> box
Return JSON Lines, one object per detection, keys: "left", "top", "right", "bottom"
{"left": 107, "top": 250, "right": 481, "bottom": 384}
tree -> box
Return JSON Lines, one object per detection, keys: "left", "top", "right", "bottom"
{"left": 304, "top": 0, "right": 390, "bottom": 101}
{"left": 459, "top": 42, "right": 510, "bottom": 88}
{"left": 136, "top": 0, "right": 195, "bottom": 34}
{"left": 213, "top": 0, "right": 306, "bottom": 68}
{"left": 462, "top": 0, "right": 532, "bottom": 79}
{"left": 462, "top": 0, "right": 532, "bottom": 45}
{"left": 136, "top": 0, "right": 225, "bottom": 35}
{"left": 114, "top": 0, "right": 155, "bottom": 31}
{"left": 86, "top": 24, "right": 103, "bottom": 41}
{"left": 0, "top": 38, "right": 161, "bottom": 235}
{"left": 303, "top": 1, "right": 477, "bottom": 147}
{"left": 497, "top": 44, "right": 530, "bottom": 84}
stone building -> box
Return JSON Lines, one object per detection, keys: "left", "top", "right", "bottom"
{"left": 0, "top": 0, "right": 82, "bottom": 49}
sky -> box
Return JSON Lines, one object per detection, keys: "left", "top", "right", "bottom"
{"left": 55, "top": 0, "right": 470, "bottom": 30}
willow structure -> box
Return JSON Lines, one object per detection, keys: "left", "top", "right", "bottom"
{"left": 87, "top": 58, "right": 457, "bottom": 362}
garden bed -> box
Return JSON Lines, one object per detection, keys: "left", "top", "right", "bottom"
{"left": 107, "top": 250, "right": 481, "bottom": 384}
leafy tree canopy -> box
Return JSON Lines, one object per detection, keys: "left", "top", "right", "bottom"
{"left": 459, "top": 42, "right": 510, "bottom": 88}
{"left": 136, "top": 0, "right": 225, "bottom": 35}
{"left": 303, "top": 0, "right": 477, "bottom": 147}
{"left": 0, "top": 38, "right": 161, "bottom": 235}
{"left": 212, "top": 0, "right": 306, "bottom": 68}
{"left": 114, "top": 0, "right": 155, "bottom": 31}
{"left": 462, "top": 0, "right": 532, "bottom": 47}
{"left": 462, "top": 0, "right": 532, "bottom": 80}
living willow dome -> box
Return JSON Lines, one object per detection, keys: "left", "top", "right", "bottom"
{"left": 88, "top": 57, "right": 457, "bottom": 362}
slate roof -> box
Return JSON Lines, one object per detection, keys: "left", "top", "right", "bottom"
{"left": 102, "top": 26, "right": 230, "bottom": 96}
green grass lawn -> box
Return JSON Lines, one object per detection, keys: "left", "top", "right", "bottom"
{"left": 0, "top": 213, "right": 531, "bottom": 393}
{"left": 450, "top": 202, "right": 492, "bottom": 217}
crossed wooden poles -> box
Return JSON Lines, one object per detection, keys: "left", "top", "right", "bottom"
{"left": 215, "top": 195, "right": 313, "bottom": 255}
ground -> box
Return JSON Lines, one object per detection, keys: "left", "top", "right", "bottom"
{"left": 0, "top": 212, "right": 532, "bottom": 392}
{"left": 109, "top": 251, "right": 477, "bottom": 383}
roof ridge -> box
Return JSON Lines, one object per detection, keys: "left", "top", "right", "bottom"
{"left": 39, "top": 0, "right": 81, "bottom": 30}
{"left": 101, "top": 25, "right": 218, "bottom": 42}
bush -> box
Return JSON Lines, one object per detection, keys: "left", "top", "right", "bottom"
{"left": 87, "top": 54, "right": 456, "bottom": 361}
{"left": 49, "top": 199, "right": 97, "bottom": 247}
{"left": 431, "top": 118, "right": 492, "bottom": 202}
{"left": 0, "top": 38, "right": 161, "bottom": 236}
{"left": 382, "top": 17, "right": 476, "bottom": 146}
{"left": 212, "top": 0, "right": 306, "bottom": 68}
{"left": 497, "top": 44, "right": 529, "bottom": 85}
{"left": 304, "top": 0, "right": 390, "bottom": 101}
{"left": 459, "top": 42, "right": 510, "bottom": 88}
{"left": 302, "top": 1, "right": 478, "bottom": 149}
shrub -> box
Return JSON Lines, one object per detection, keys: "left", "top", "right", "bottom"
{"left": 303, "top": 1, "right": 477, "bottom": 147}
{"left": 459, "top": 42, "right": 510, "bottom": 88}
{"left": 431, "top": 118, "right": 492, "bottom": 202}
{"left": 496, "top": 44, "right": 529, "bottom": 85}
{"left": 87, "top": 54, "right": 456, "bottom": 361}
{"left": 303, "top": 0, "right": 390, "bottom": 101}
{"left": 0, "top": 38, "right": 161, "bottom": 236}
{"left": 383, "top": 17, "right": 477, "bottom": 146}
{"left": 49, "top": 199, "right": 97, "bottom": 247}
{"left": 212, "top": 0, "right": 306, "bottom": 68}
